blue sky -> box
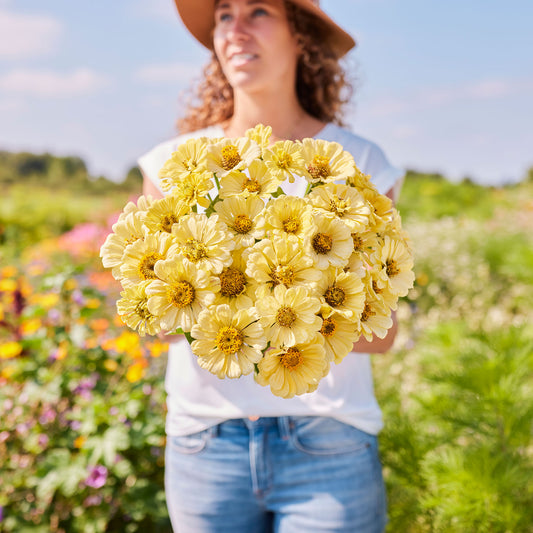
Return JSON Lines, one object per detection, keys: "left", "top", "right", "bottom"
{"left": 1, "top": 0, "right": 532, "bottom": 185}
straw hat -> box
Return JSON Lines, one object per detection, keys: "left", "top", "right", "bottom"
{"left": 173, "top": 0, "right": 356, "bottom": 58}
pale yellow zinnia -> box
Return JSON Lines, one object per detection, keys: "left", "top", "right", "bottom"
{"left": 318, "top": 312, "right": 360, "bottom": 364}
{"left": 214, "top": 249, "right": 255, "bottom": 311}
{"left": 207, "top": 137, "right": 261, "bottom": 177}
{"left": 118, "top": 194, "right": 153, "bottom": 222}
{"left": 264, "top": 196, "right": 315, "bottom": 241}
{"left": 246, "top": 236, "right": 322, "bottom": 295}
{"left": 144, "top": 196, "right": 191, "bottom": 234}
{"left": 305, "top": 213, "right": 353, "bottom": 270}
{"left": 146, "top": 258, "right": 219, "bottom": 333}
{"left": 245, "top": 123, "right": 272, "bottom": 153}
{"left": 169, "top": 171, "right": 213, "bottom": 209}
{"left": 158, "top": 138, "right": 209, "bottom": 192}
{"left": 214, "top": 196, "right": 265, "bottom": 249}
{"left": 255, "top": 335, "right": 328, "bottom": 398}
{"left": 120, "top": 230, "right": 179, "bottom": 287}
{"left": 361, "top": 187, "right": 394, "bottom": 233}
{"left": 172, "top": 213, "right": 235, "bottom": 274}
{"left": 301, "top": 138, "right": 356, "bottom": 184}
{"left": 358, "top": 296, "right": 393, "bottom": 341}
{"left": 191, "top": 304, "right": 266, "bottom": 379}
{"left": 371, "top": 235, "right": 414, "bottom": 297}
{"left": 219, "top": 160, "right": 281, "bottom": 199}
{"left": 256, "top": 285, "right": 322, "bottom": 347}
{"left": 117, "top": 280, "right": 161, "bottom": 337}
{"left": 307, "top": 183, "right": 371, "bottom": 231}
{"left": 315, "top": 267, "right": 366, "bottom": 320}
{"left": 263, "top": 140, "right": 306, "bottom": 183}
{"left": 100, "top": 211, "right": 146, "bottom": 280}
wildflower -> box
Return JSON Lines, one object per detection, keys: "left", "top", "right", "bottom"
{"left": 191, "top": 304, "right": 266, "bottom": 378}
{"left": 0, "top": 342, "right": 22, "bottom": 359}
{"left": 85, "top": 465, "right": 108, "bottom": 489}
{"left": 318, "top": 312, "right": 360, "bottom": 364}
{"left": 264, "top": 196, "right": 315, "bottom": 241}
{"left": 117, "top": 280, "right": 161, "bottom": 336}
{"left": 144, "top": 196, "right": 191, "bottom": 234}
{"left": 357, "top": 297, "right": 393, "bottom": 341}
{"left": 245, "top": 123, "right": 272, "bottom": 152}
{"left": 263, "top": 139, "right": 306, "bottom": 182}
{"left": 219, "top": 160, "right": 280, "bottom": 199}
{"left": 214, "top": 250, "right": 255, "bottom": 311}
{"left": 207, "top": 137, "right": 261, "bottom": 177}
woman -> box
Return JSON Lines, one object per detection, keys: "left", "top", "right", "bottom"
{"left": 139, "top": 1, "right": 404, "bottom": 531}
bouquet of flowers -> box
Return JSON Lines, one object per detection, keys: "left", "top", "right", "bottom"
{"left": 100, "top": 125, "right": 414, "bottom": 398}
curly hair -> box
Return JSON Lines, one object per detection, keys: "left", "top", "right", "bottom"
{"left": 177, "top": 1, "right": 353, "bottom": 133}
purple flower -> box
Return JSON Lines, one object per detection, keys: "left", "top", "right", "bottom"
{"left": 39, "top": 408, "right": 56, "bottom": 425}
{"left": 83, "top": 494, "right": 103, "bottom": 507}
{"left": 38, "top": 434, "right": 49, "bottom": 447}
{"left": 85, "top": 465, "right": 108, "bottom": 489}
{"left": 0, "top": 505, "right": 3, "bottom": 522}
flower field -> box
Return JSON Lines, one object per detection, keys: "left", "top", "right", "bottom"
{"left": 1, "top": 175, "right": 532, "bottom": 532}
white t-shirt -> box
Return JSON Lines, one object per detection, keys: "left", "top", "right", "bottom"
{"left": 138, "top": 123, "right": 404, "bottom": 437}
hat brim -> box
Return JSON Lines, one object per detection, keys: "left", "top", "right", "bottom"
{"left": 174, "top": 0, "right": 355, "bottom": 58}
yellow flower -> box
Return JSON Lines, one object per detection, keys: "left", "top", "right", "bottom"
{"left": 315, "top": 267, "right": 366, "bottom": 320}
{"left": 207, "top": 137, "right": 261, "bottom": 177}
{"left": 255, "top": 335, "right": 328, "bottom": 398}
{"left": 144, "top": 196, "right": 191, "bottom": 234}
{"left": 147, "top": 258, "right": 219, "bottom": 332}
{"left": 245, "top": 123, "right": 272, "bottom": 152}
{"left": 117, "top": 280, "right": 162, "bottom": 337}
{"left": 307, "top": 183, "right": 371, "bottom": 231}
{"left": 214, "top": 250, "right": 255, "bottom": 311}
{"left": 74, "top": 436, "right": 86, "bottom": 449}
{"left": 305, "top": 213, "right": 353, "bottom": 270}
{"left": 256, "top": 285, "right": 322, "bottom": 347}
{"left": 357, "top": 297, "right": 393, "bottom": 341}
{"left": 1, "top": 265, "right": 18, "bottom": 278}
{"left": 345, "top": 230, "right": 380, "bottom": 275}
{"left": 301, "top": 138, "right": 355, "bottom": 184}
{"left": 361, "top": 187, "right": 393, "bottom": 232}
{"left": 0, "top": 279, "right": 16, "bottom": 292}
{"left": 117, "top": 195, "right": 153, "bottom": 222}
{"left": 364, "top": 268, "right": 399, "bottom": 311}
{"left": 103, "top": 359, "right": 118, "bottom": 372}
{"left": 172, "top": 213, "right": 235, "bottom": 274}
{"left": 318, "top": 312, "right": 360, "bottom": 364}
{"left": 0, "top": 341, "right": 22, "bottom": 359}
{"left": 120, "top": 230, "right": 179, "bottom": 286}
{"left": 246, "top": 236, "right": 321, "bottom": 295}
{"left": 21, "top": 318, "right": 42, "bottom": 336}
{"left": 191, "top": 304, "right": 266, "bottom": 379}
{"left": 219, "top": 160, "right": 281, "bottom": 199}
{"left": 214, "top": 196, "right": 266, "bottom": 249}
{"left": 346, "top": 166, "right": 376, "bottom": 192}
{"left": 263, "top": 140, "right": 306, "bottom": 183}
{"left": 114, "top": 331, "right": 141, "bottom": 354}
{"left": 371, "top": 235, "right": 415, "bottom": 297}
{"left": 100, "top": 211, "right": 147, "bottom": 279}
{"left": 126, "top": 360, "right": 147, "bottom": 383}
{"left": 169, "top": 171, "right": 213, "bottom": 209}
{"left": 158, "top": 138, "right": 209, "bottom": 192}
{"left": 264, "top": 196, "right": 315, "bottom": 241}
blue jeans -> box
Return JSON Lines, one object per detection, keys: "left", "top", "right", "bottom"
{"left": 165, "top": 416, "right": 387, "bottom": 532}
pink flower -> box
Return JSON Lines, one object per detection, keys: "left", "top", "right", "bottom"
{"left": 85, "top": 465, "right": 108, "bottom": 489}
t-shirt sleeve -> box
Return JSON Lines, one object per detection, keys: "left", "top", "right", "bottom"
{"left": 360, "top": 142, "right": 405, "bottom": 196}
{"left": 137, "top": 141, "right": 176, "bottom": 195}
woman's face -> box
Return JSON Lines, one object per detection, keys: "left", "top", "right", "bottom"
{"left": 213, "top": 0, "right": 300, "bottom": 95}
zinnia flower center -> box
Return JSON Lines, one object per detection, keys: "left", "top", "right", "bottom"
{"left": 361, "top": 303, "right": 375, "bottom": 322}
{"left": 324, "top": 286, "right": 346, "bottom": 307}
{"left": 276, "top": 151, "right": 292, "bottom": 170}
{"left": 220, "top": 268, "right": 246, "bottom": 297}
{"left": 352, "top": 233, "right": 363, "bottom": 252}
{"left": 271, "top": 265, "right": 295, "bottom": 287}
{"left": 160, "top": 214, "right": 179, "bottom": 233}
{"left": 134, "top": 299, "right": 152, "bottom": 319}
{"left": 282, "top": 216, "right": 300, "bottom": 234}
{"left": 233, "top": 214, "right": 253, "bottom": 234}
{"left": 280, "top": 347, "right": 303, "bottom": 369}
{"left": 320, "top": 317, "right": 337, "bottom": 337}
{"left": 138, "top": 253, "right": 163, "bottom": 280}
{"left": 221, "top": 145, "right": 241, "bottom": 170}
{"left": 372, "top": 280, "right": 383, "bottom": 294}
{"left": 276, "top": 306, "right": 297, "bottom": 327}
{"left": 215, "top": 326, "right": 244, "bottom": 355}
{"left": 307, "top": 155, "right": 331, "bottom": 180}
{"left": 168, "top": 281, "right": 195, "bottom": 308}
{"left": 386, "top": 259, "right": 400, "bottom": 277}
{"left": 312, "top": 233, "right": 333, "bottom": 254}
{"left": 329, "top": 196, "right": 349, "bottom": 217}
{"left": 243, "top": 178, "right": 261, "bottom": 193}
{"left": 182, "top": 239, "right": 208, "bottom": 262}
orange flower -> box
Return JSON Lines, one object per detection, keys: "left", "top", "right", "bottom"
{"left": 126, "top": 360, "right": 147, "bottom": 383}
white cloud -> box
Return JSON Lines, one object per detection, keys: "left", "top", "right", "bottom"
{"left": 135, "top": 62, "right": 201, "bottom": 84}
{"left": 0, "top": 9, "right": 62, "bottom": 59}
{"left": 0, "top": 68, "right": 111, "bottom": 97}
